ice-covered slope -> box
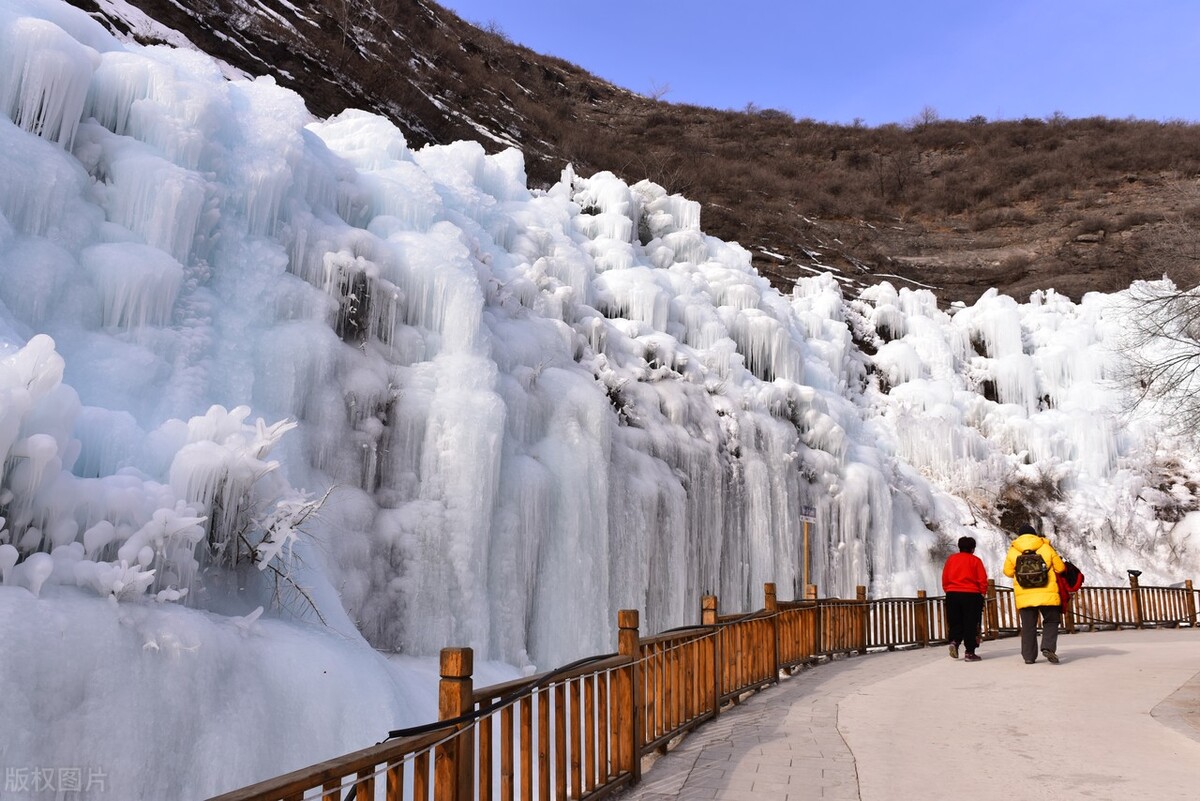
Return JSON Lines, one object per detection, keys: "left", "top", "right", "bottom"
{"left": 853, "top": 283, "right": 1200, "bottom": 579}
{"left": 2, "top": 1, "right": 1199, "bottom": 797}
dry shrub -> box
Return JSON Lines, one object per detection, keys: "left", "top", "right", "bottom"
{"left": 1000, "top": 252, "right": 1034, "bottom": 273}
{"left": 1070, "top": 214, "right": 1110, "bottom": 236}
{"left": 1113, "top": 210, "right": 1164, "bottom": 230}
{"left": 970, "top": 207, "right": 1032, "bottom": 231}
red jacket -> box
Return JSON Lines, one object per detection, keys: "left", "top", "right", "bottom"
{"left": 942, "top": 552, "right": 988, "bottom": 594}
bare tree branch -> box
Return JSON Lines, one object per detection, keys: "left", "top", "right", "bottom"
{"left": 1117, "top": 282, "right": 1200, "bottom": 432}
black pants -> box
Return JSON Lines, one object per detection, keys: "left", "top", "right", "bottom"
{"left": 1019, "top": 605, "right": 1061, "bottom": 662}
{"left": 945, "top": 592, "right": 985, "bottom": 654}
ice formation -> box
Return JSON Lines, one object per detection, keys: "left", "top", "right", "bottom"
{"left": 2, "top": 1, "right": 1200, "bottom": 798}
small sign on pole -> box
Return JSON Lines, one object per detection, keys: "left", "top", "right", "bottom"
{"left": 799, "top": 505, "right": 816, "bottom": 591}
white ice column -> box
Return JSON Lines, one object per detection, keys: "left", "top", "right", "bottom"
{"left": 0, "top": 17, "right": 97, "bottom": 148}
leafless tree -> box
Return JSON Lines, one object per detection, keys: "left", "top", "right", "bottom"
{"left": 480, "top": 18, "right": 511, "bottom": 41}
{"left": 1116, "top": 282, "right": 1200, "bottom": 433}
{"left": 620, "top": 151, "right": 694, "bottom": 197}
{"left": 909, "top": 105, "right": 940, "bottom": 130}
{"left": 646, "top": 80, "right": 671, "bottom": 101}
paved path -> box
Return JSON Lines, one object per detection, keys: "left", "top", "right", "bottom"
{"left": 614, "top": 628, "right": 1200, "bottom": 801}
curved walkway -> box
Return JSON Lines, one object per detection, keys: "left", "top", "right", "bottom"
{"left": 615, "top": 628, "right": 1200, "bottom": 801}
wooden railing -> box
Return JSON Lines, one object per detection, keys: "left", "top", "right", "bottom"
{"left": 469, "top": 650, "right": 634, "bottom": 801}
{"left": 1065, "top": 575, "right": 1198, "bottom": 629}
{"left": 208, "top": 577, "right": 1198, "bottom": 801}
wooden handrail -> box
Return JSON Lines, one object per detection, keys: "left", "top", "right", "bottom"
{"left": 209, "top": 579, "right": 1196, "bottom": 801}
{"left": 639, "top": 626, "right": 712, "bottom": 647}
{"left": 206, "top": 727, "right": 450, "bottom": 801}
{"left": 470, "top": 655, "right": 630, "bottom": 701}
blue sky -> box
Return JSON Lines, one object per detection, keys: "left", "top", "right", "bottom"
{"left": 437, "top": 1, "right": 1200, "bottom": 126}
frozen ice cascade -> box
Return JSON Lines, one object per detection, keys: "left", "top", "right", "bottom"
{"left": 3, "top": 2, "right": 1200, "bottom": 798}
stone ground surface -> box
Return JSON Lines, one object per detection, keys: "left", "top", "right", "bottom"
{"left": 612, "top": 628, "right": 1200, "bottom": 801}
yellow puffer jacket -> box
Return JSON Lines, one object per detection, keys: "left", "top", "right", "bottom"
{"left": 1002, "top": 533, "right": 1066, "bottom": 609}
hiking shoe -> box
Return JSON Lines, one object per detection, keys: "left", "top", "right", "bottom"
{"left": 948, "top": 642, "right": 959, "bottom": 659}
{"left": 963, "top": 653, "right": 982, "bottom": 662}
{"left": 1041, "top": 649, "right": 1060, "bottom": 664}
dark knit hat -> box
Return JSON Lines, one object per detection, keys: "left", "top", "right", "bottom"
{"left": 1018, "top": 524, "right": 1038, "bottom": 535}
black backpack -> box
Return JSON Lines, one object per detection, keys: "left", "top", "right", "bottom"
{"left": 1014, "top": 549, "right": 1049, "bottom": 588}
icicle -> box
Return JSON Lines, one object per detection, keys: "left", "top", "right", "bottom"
{"left": 85, "top": 51, "right": 156, "bottom": 137}
{"left": 0, "top": 17, "right": 98, "bottom": 148}
{"left": 80, "top": 243, "right": 184, "bottom": 330}
{"left": 105, "top": 150, "right": 206, "bottom": 263}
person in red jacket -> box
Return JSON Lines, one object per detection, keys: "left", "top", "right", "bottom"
{"left": 942, "top": 536, "right": 989, "bottom": 661}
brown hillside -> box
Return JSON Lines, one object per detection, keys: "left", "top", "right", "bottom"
{"left": 72, "top": 0, "right": 1200, "bottom": 304}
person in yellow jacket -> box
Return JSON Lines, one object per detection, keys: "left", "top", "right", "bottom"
{"left": 1002, "top": 524, "right": 1067, "bottom": 664}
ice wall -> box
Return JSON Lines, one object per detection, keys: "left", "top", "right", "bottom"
{"left": 0, "top": 0, "right": 954, "bottom": 677}
{"left": 853, "top": 283, "right": 1200, "bottom": 583}
{"left": 2, "top": 0, "right": 1198, "bottom": 685}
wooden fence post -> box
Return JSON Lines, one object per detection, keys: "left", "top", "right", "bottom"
{"left": 765, "top": 583, "right": 780, "bottom": 683}
{"left": 1186, "top": 580, "right": 1197, "bottom": 628}
{"left": 984, "top": 580, "right": 998, "bottom": 640}
{"left": 806, "top": 584, "right": 824, "bottom": 656}
{"left": 915, "top": 590, "right": 929, "bottom": 646}
{"left": 984, "top": 577, "right": 1003, "bottom": 642}
{"left": 1130, "top": 574, "right": 1145, "bottom": 628}
{"left": 856, "top": 585, "right": 869, "bottom": 654}
{"left": 617, "top": 610, "right": 642, "bottom": 783}
{"left": 436, "top": 647, "right": 474, "bottom": 801}
{"left": 1064, "top": 591, "right": 1077, "bottom": 634}
{"left": 701, "top": 595, "right": 720, "bottom": 718}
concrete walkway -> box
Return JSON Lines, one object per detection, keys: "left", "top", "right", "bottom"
{"left": 614, "top": 628, "right": 1200, "bottom": 801}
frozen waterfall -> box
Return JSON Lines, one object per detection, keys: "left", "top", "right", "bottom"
{"left": 3, "top": 2, "right": 1200, "bottom": 797}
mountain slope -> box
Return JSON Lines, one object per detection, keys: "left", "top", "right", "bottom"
{"left": 72, "top": 0, "right": 1200, "bottom": 304}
